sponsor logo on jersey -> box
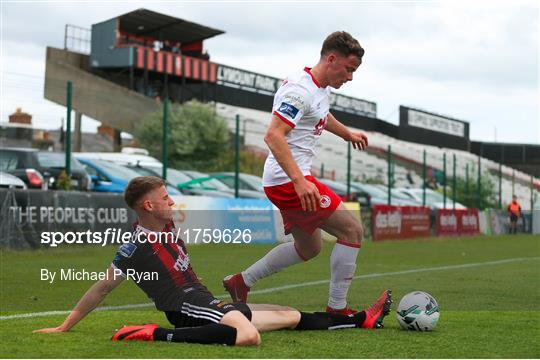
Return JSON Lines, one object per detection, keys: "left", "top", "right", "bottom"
{"left": 173, "top": 244, "right": 190, "bottom": 272}
{"left": 118, "top": 243, "right": 137, "bottom": 258}
{"left": 283, "top": 93, "right": 305, "bottom": 107}
{"left": 278, "top": 102, "right": 300, "bottom": 119}
{"left": 320, "top": 195, "right": 331, "bottom": 208}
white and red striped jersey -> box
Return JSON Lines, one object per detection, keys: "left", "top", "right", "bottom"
{"left": 263, "top": 67, "right": 332, "bottom": 186}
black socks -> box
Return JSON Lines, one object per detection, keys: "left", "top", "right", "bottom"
{"left": 153, "top": 323, "right": 237, "bottom": 346}
{"left": 150, "top": 310, "right": 368, "bottom": 346}
{"left": 294, "top": 311, "right": 366, "bottom": 330}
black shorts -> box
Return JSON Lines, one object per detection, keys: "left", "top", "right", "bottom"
{"left": 165, "top": 285, "right": 252, "bottom": 328}
{"left": 510, "top": 214, "right": 518, "bottom": 222}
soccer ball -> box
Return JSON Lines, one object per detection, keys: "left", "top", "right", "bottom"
{"left": 396, "top": 291, "right": 440, "bottom": 331}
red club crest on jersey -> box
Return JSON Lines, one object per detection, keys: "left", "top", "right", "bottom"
{"left": 314, "top": 117, "right": 327, "bottom": 135}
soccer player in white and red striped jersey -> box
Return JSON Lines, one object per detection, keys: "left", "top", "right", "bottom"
{"left": 223, "top": 31, "right": 390, "bottom": 318}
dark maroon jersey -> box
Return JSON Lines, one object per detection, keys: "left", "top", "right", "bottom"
{"left": 112, "top": 221, "right": 203, "bottom": 311}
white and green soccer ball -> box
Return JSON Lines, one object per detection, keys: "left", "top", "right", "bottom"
{"left": 396, "top": 291, "right": 440, "bottom": 331}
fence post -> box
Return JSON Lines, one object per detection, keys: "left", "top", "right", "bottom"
{"left": 235, "top": 114, "right": 240, "bottom": 198}
{"left": 65, "top": 81, "right": 72, "bottom": 177}
{"left": 531, "top": 175, "right": 534, "bottom": 213}
{"left": 512, "top": 169, "right": 515, "bottom": 195}
{"left": 443, "top": 153, "right": 447, "bottom": 209}
{"left": 422, "top": 149, "right": 426, "bottom": 207}
{"left": 64, "top": 24, "right": 68, "bottom": 50}
{"left": 161, "top": 98, "right": 169, "bottom": 180}
{"left": 387, "top": 145, "right": 392, "bottom": 205}
{"left": 465, "top": 163, "right": 469, "bottom": 206}
{"left": 452, "top": 153, "right": 456, "bottom": 209}
{"left": 477, "top": 155, "right": 482, "bottom": 209}
{"left": 498, "top": 162, "right": 502, "bottom": 209}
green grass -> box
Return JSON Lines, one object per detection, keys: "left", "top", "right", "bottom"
{"left": 1, "top": 235, "right": 539, "bottom": 358}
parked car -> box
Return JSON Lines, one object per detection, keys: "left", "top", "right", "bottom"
{"left": 210, "top": 172, "right": 264, "bottom": 192}
{"left": 0, "top": 171, "right": 27, "bottom": 189}
{"left": 208, "top": 172, "right": 266, "bottom": 199}
{"left": 126, "top": 164, "right": 233, "bottom": 198}
{"left": 181, "top": 170, "right": 255, "bottom": 198}
{"left": 76, "top": 157, "right": 181, "bottom": 195}
{"left": 394, "top": 188, "right": 467, "bottom": 209}
{"left": 318, "top": 179, "right": 420, "bottom": 207}
{"left": 0, "top": 148, "right": 90, "bottom": 190}
{"left": 318, "top": 178, "right": 362, "bottom": 203}
{"left": 74, "top": 151, "right": 161, "bottom": 168}
{"left": 352, "top": 182, "right": 421, "bottom": 206}
{"left": 348, "top": 182, "right": 389, "bottom": 206}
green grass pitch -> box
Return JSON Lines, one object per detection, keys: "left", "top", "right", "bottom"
{"left": 1, "top": 234, "right": 539, "bottom": 358}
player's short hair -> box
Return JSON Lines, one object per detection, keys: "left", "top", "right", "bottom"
{"left": 124, "top": 176, "right": 166, "bottom": 209}
{"left": 321, "top": 31, "right": 364, "bottom": 61}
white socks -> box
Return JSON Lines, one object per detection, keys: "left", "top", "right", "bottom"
{"left": 242, "top": 242, "right": 304, "bottom": 287}
{"left": 328, "top": 240, "right": 360, "bottom": 309}
{"left": 241, "top": 240, "right": 359, "bottom": 310}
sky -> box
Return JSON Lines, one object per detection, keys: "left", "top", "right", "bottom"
{"left": 1, "top": 0, "right": 538, "bottom": 144}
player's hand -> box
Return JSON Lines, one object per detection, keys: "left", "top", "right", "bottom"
{"left": 293, "top": 178, "right": 321, "bottom": 212}
{"left": 349, "top": 131, "right": 368, "bottom": 150}
{"left": 33, "top": 326, "right": 68, "bottom": 333}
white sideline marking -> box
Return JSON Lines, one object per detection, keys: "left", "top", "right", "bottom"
{"left": 1, "top": 256, "right": 538, "bottom": 321}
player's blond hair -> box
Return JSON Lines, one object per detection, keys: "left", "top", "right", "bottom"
{"left": 321, "top": 31, "right": 364, "bottom": 61}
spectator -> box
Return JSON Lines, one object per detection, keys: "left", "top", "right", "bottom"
{"left": 507, "top": 194, "right": 522, "bottom": 234}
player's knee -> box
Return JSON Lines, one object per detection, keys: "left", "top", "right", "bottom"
{"left": 343, "top": 222, "right": 363, "bottom": 244}
{"left": 277, "top": 309, "right": 301, "bottom": 329}
{"left": 310, "top": 241, "right": 323, "bottom": 257}
{"left": 235, "top": 326, "right": 261, "bottom": 346}
{"left": 294, "top": 241, "right": 321, "bottom": 260}
{"left": 299, "top": 243, "right": 321, "bottom": 260}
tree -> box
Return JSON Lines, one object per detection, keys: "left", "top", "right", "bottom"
{"left": 448, "top": 169, "right": 498, "bottom": 209}
{"left": 209, "top": 149, "right": 266, "bottom": 176}
{"left": 56, "top": 170, "right": 72, "bottom": 191}
{"left": 136, "top": 101, "right": 231, "bottom": 172}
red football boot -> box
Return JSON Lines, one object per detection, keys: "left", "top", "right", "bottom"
{"left": 326, "top": 306, "right": 359, "bottom": 316}
{"left": 111, "top": 324, "right": 158, "bottom": 341}
{"left": 223, "top": 273, "right": 250, "bottom": 303}
{"left": 361, "top": 290, "right": 393, "bottom": 329}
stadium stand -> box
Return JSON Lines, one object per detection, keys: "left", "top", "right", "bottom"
{"left": 216, "top": 103, "right": 538, "bottom": 209}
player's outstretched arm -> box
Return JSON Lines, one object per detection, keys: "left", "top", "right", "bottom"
{"left": 33, "top": 266, "right": 125, "bottom": 333}
{"left": 325, "top": 112, "right": 368, "bottom": 150}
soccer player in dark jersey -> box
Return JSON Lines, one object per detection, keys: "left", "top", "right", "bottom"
{"left": 34, "top": 176, "right": 392, "bottom": 346}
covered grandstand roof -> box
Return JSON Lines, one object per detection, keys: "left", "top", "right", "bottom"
{"left": 113, "top": 8, "right": 225, "bottom": 43}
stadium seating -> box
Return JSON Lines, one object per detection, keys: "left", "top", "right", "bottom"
{"left": 216, "top": 103, "right": 538, "bottom": 209}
